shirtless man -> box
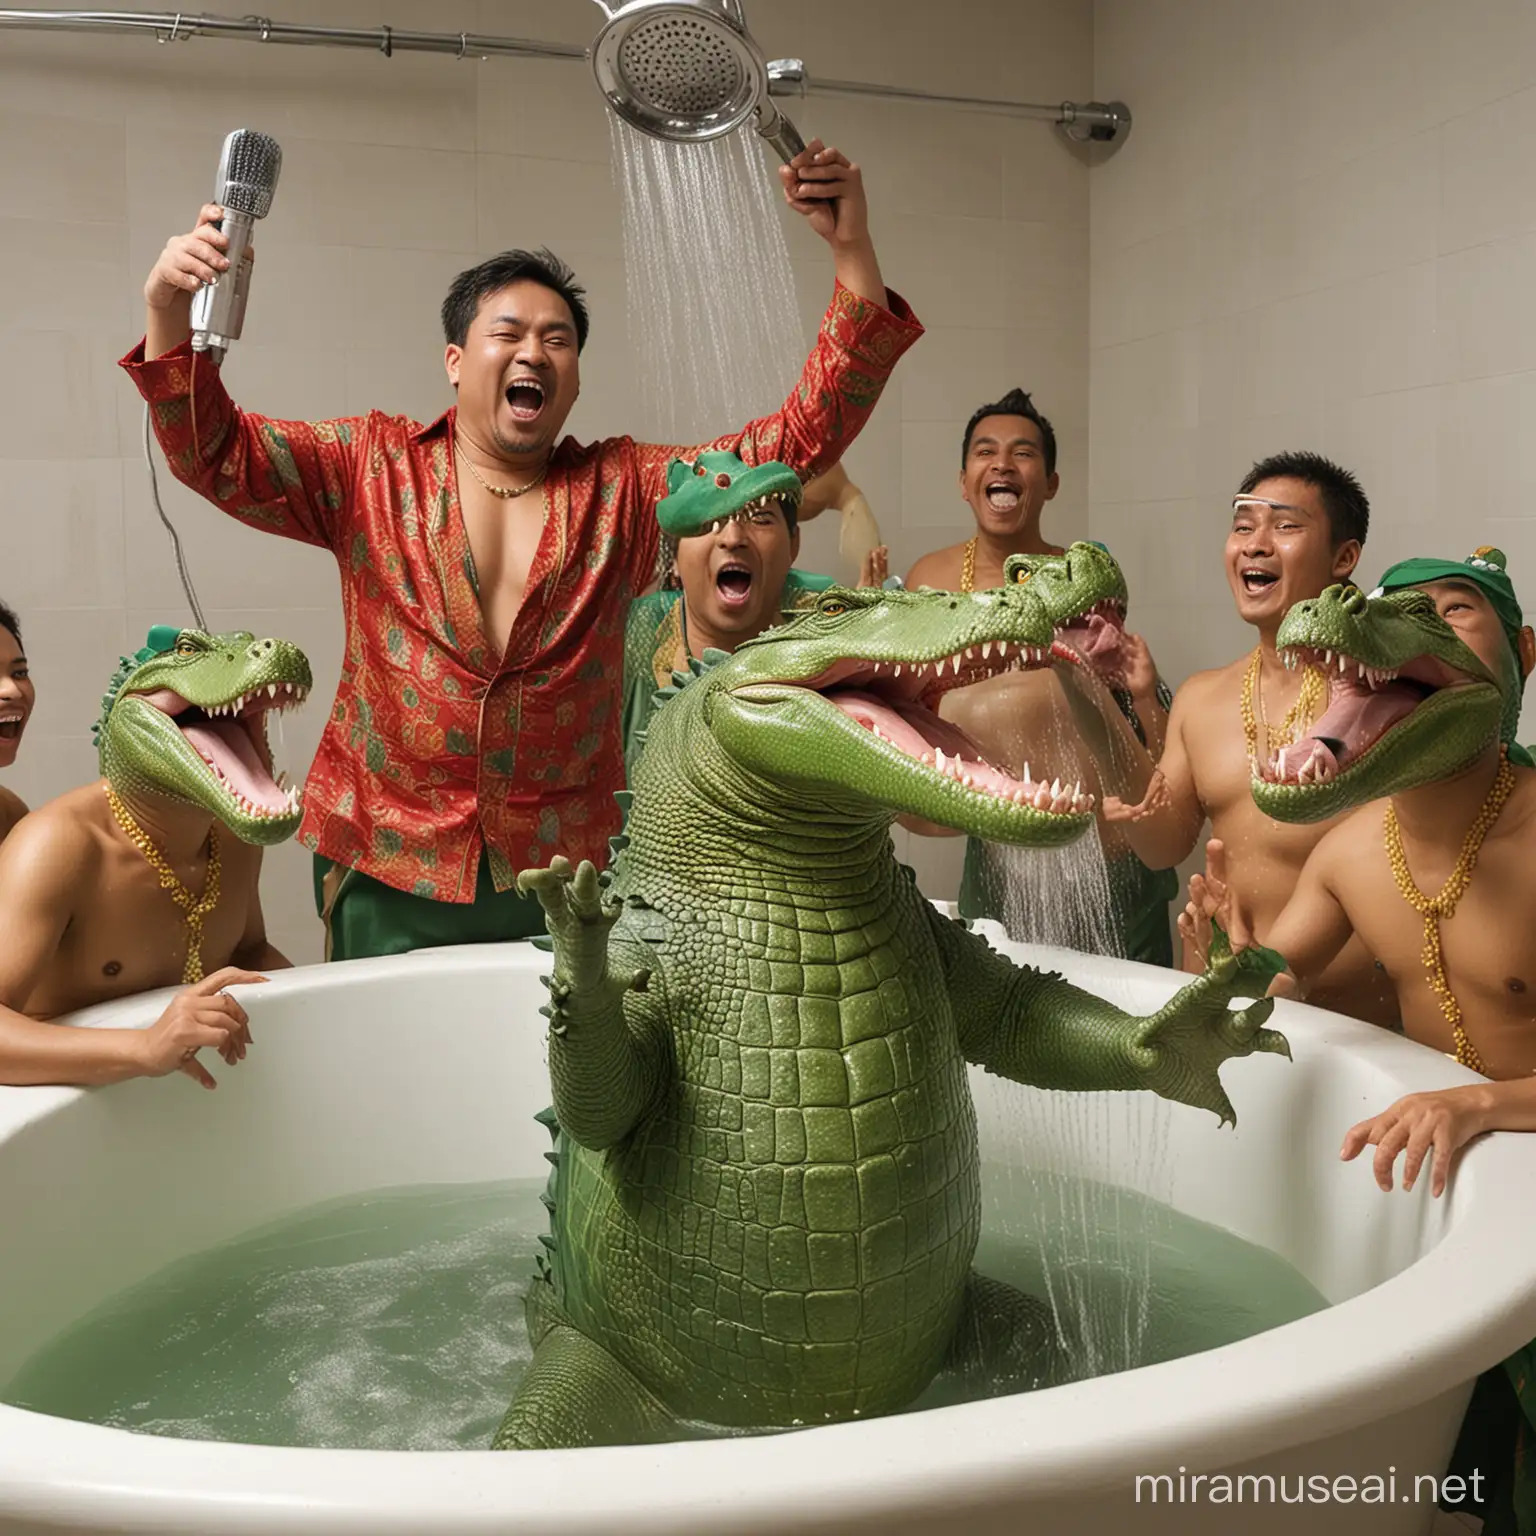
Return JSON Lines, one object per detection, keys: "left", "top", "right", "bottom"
{"left": 1181, "top": 551, "right": 1536, "bottom": 1533}
{"left": 905, "top": 387, "right": 1062, "bottom": 594}
{"left": 0, "top": 625, "right": 305, "bottom": 1088}
{"left": 1105, "top": 450, "right": 1398, "bottom": 1024}
{"left": 0, "top": 600, "right": 34, "bottom": 842}
{"left": 1181, "top": 550, "right": 1536, "bottom": 1193}
{"left": 901, "top": 387, "right": 1174, "bottom": 960}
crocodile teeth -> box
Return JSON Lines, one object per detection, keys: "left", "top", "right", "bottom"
{"left": 893, "top": 664, "right": 902, "bottom": 678}
{"left": 980, "top": 640, "right": 993, "bottom": 660}
{"left": 965, "top": 646, "right": 976, "bottom": 660}
{"left": 1050, "top": 777, "right": 1062, "bottom": 800}
{"left": 1033, "top": 783, "right": 1052, "bottom": 809}
{"left": 935, "top": 748, "right": 947, "bottom": 774}
{"left": 1022, "top": 761, "right": 1032, "bottom": 785}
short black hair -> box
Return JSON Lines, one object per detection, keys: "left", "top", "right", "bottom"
{"left": 0, "top": 599, "right": 19, "bottom": 649}
{"left": 1238, "top": 450, "right": 1370, "bottom": 547}
{"left": 440, "top": 248, "right": 590, "bottom": 352}
{"left": 961, "top": 388, "right": 1057, "bottom": 476}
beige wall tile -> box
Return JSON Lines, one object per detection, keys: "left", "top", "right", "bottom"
{"left": 1439, "top": 84, "right": 1536, "bottom": 256}
{"left": 0, "top": 331, "right": 121, "bottom": 460}
{"left": 1, "top": 460, "right": 126, "bottom": 612}
{"left": 1434, "top": 235, "right": 1536, "bottom": 384}
{"left": 1, "top": 0, "right": 1093, "bottom": 953}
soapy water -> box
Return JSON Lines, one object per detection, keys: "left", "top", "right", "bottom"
{"left": 5, "top": 1173, "right": 1324, "bottom": 1450}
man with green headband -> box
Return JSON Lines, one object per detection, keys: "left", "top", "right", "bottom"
{"left": 623, "top": 452, "right": 882, "bottom": 774}
{"left": 0, "top": 624, "right": 303, "bottom": 1088}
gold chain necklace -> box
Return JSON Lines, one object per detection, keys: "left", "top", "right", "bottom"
{"left": 1240, "top": 647, "right": 1325, "bottom": 756}
{"left": 1383, "top": 751, "right": 1515, "bottom": 1075}
{"left": 454, "top": 438, "right": 548, "bottom": 501}
{"left": 104, "top": 784, "right": 221, "bottom": 984}
{"left": 960, "top": 536, "right": 977, "bottom": 593}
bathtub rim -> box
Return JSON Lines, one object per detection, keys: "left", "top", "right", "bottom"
{"left": 0, "top": 941, "right": 1532, "bottom": 1532}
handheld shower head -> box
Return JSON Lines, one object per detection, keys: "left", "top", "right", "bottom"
{"left": 590, "top": 0, "right": 805, "bottom": 162}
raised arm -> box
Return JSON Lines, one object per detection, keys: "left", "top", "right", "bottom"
{"left": 122, "top": 202, "right": 362, "bottom": 552}
{"left": 519, "top": 859, "right": 671, "bottom": 1150}
{"left": 1102, "top": 681, "right": 1206, "bottom": 869}
{"left": 0, "top": 816, "right": 259, "bottom": 1088}
{"left": 927, "top": 899, "right": 1288, "bottom": 1124}
{"left": 634, "top": 143, "right": 922, "bottom": 528}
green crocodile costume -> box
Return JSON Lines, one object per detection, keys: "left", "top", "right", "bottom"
{"left": 493, "top": 579, "right": 1288, "bottom": 1450}
{"left": 1248, "top": 579, "right": 1509, "bottom": 823}
{"left": 624, "top": 451, "right": 836, "bottom": 777}
{"left": 957, "top": 542, "right": 1179, "bottom": 966}
{"left": 94, "top": 625, "right": 312, "bottom": 844}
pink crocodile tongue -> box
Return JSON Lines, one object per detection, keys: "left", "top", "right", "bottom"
{"left": 180, "top": 719, "right": 288, "bottom": 812}
{"left": 1287, "top": 679, "right": 1422, "bottom": 773}
{"left": 1058, "top": 612, "right": 1126, "bottom": 673}
{"left": 827, "top": 691, "right": 1023, "bottom": 795}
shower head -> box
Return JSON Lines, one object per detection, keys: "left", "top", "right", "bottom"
{"left": 590, "top": 0, "right": 806, "bottom": 163}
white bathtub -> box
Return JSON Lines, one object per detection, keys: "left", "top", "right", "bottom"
{"left": 2, "top": 933, "right": 1535, "bottom": 1536}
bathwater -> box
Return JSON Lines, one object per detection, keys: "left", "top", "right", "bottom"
{"left": 5, "top": 1172, "right": 1324, "bottom": 1450}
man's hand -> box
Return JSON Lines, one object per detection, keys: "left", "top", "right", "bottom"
{"left": 1122, "top": 632, "right": 1158, "bottom": 701}
{"left": 1177, "top": 839, "right": 1253, "bottom": 966}
{"left": 136, "top": 967, "right": 265, "bottom": 1089}
{"left": 1341, "top": 1087, "right": 1492, "bottom": 1198}
{"left": 1103, "top": 768, "right": 1173, "bottom": 825}
{"left": 145, "top": 204, "right": 236, "bottom": 309}
{"left": 857, "top": 545, "right": 889, "bottom": 588}
{"left": 778, "top": 141, "right": 886, "bottom": 306}
{"left": 778, "top": 141, "right": 867, "bottom": 247}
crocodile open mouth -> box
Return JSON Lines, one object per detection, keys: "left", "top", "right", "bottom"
{"left": 1255, "top": 644, "right": 1479, "bottom": 785}
{"left": 1052, "top": 598, "right": 1130, "bottom": 686}
{"left": 131, "top": 681, "right": 309, "bottom": 820}
{"left": 755, "top": 640, "right": 1093, "bottom": 815}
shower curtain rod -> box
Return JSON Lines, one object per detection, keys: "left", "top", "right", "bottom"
{"left": 0, "top": 9, "right": 1130, "bottom": 140}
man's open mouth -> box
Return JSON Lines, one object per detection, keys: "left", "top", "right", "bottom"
{"left": 131, "top": 682, "right": 309, "bottom": 820}
{"left": 0, "top": 710, "right": 24, "bottom": 742}
{"left": 504, "top": 376, "right": 546, "bottom": 423}
{"left": 741, "top": 641, "right": 1092, "bottom": 815}
{"left": 984, "top": 480, "right": 1021, "bottom": 514}
{"left": 1053, "top": 599, "right": 1129, "bottom": 685}
{"left": 715, "top": 561, "right": 754, "bottom": 609}
{"left": 1239, "top": 567, "right": 1280, "bottom": 597}
{"left": 1254, "top": 645, "right": 1477, "bottom": 785}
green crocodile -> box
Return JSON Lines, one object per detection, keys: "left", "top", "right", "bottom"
{"left": 495, "top": 582, "right": 1288, "bottom": 1449}
{"left": 94, "top": 624, "right": 312, "bottom": 844}
{"left": 1250, "top": 583, "right": 1504, "bottom": 823}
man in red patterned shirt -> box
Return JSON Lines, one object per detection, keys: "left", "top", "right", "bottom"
{"left": 124, "top": 141, "right": 921, "bottom": 961}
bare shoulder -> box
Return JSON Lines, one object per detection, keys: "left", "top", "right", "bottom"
{"left": 0, "top": 786, "right": 104, "bottom": 892}
{"left": 1168, "top": 656, "right": 1245, "bottom": 723}
{"left": 0, "top": 784, "right": 26, "bottom": 840}
{"left": 905, "top": 543, "right": 967, "bottom": 591}
{"left": 1307, "top": 803, "right": 1380, "bottom": 876}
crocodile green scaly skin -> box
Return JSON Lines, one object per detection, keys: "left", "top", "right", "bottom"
{"left": 495, "top": 584, "right": 1289, "bottom": 1449}
{"left": 1252, "top": 583, "right": 1503, "bottom": 824}
{"left": 95, "top": 628, "right": 312, "bottom": 845}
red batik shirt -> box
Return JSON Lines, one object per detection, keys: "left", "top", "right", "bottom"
{"left": 121, "top": 281, "right": 922, "bottom": 901}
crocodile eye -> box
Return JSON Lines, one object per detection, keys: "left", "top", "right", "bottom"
{"left": 175, "top": 638, "right": 200, "bottom": 656}
{"left": 819, "top": 599, "right": 849, "bottom": 616}
{"left": 1013, "top": 569, "right": 1032, "bottom": 585}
